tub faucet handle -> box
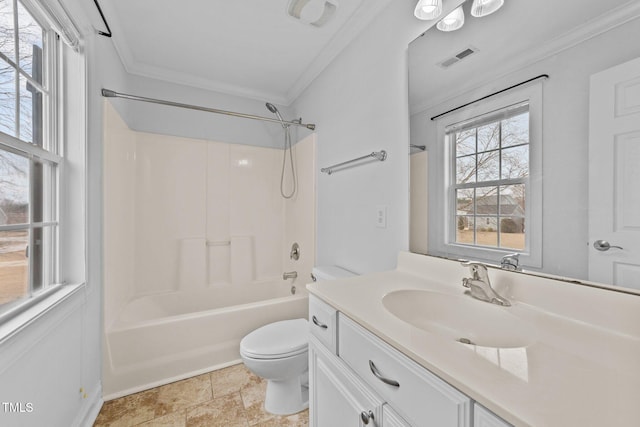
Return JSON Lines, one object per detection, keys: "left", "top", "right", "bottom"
{"left": 290, "top": 243, "right": 300, "bottom": 260}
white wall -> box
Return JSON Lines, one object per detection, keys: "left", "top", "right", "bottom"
{"left": 410, "top": 17, "right": 640, "bottom": 279}
{"left": 291, "top": 0, "right": 437, "bottom": 273}
{"left": 117, "top": 73, "right": 306, "bottom": 150}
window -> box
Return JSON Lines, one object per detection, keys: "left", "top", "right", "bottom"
{"left": 0, "top": 0, "right": 61, "bottom": 313}
{"left": 450, "top": 103, "right": 529, "bottom": 250}
{"left": 433, "top": 83, "right": 542, "bottom": 267}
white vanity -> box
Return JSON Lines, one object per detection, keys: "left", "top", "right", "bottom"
{"left": 307, "top": 252, "right": 640, "bottom": 426}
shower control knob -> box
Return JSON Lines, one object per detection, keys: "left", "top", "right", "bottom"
{"left": 290, "top": 242, "right": 300, "bottom": 260}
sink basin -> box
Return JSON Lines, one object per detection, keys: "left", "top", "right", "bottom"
{"left": 382, "top": 290, "right": 535, "bottom": 348}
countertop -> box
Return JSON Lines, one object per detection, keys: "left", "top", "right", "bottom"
{"left": 307, "top": 252, "right": 640, "bottom": 426}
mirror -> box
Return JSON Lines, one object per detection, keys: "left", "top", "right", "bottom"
{"left": 408, "top": 0, "right": 640, "bottom": 292}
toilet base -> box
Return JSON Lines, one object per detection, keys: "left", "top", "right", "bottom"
{"left": 264, "top": 373, "right": 309, "bottom": 415}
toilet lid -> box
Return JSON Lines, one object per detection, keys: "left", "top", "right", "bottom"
{"left": 240, "top": 318, "right": 308, "bottom": 360}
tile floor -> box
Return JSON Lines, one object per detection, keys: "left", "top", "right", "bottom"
{"left": 93, "top": 364, "right": 308, "bottom": 427}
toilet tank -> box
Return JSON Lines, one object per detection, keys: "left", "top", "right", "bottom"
{"left": 311, "top": 266, "right": 356, "bottom": 282}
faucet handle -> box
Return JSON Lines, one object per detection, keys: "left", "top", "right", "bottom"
{"left": 460, "top": 262, "right": 490, "bottom": 283}
{"left": 460, "top": 260, "right": 485, "bottom": 268}
{"left": 500, "top": 253, "right": 521, "bottom": 271}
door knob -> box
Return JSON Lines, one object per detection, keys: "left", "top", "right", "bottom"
{"left": 593, "top": 240, "right": 623, "bottom": 251}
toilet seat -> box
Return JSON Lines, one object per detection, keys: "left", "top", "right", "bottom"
{"left": 240, "top": 318, "right": 308, "bottom": 360}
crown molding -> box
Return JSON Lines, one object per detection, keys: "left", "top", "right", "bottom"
{"left": 103, "top": 0, "right": 393, "bottom": 106}
{"left": 125, "top": 60, "right": 291, "bottom": 105}
{"left": 410, "top": 1, "right": 640, "bottom": 115}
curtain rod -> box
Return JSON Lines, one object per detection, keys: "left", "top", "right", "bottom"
{"left": 430, "top": 74, "right": 549, "bottom": 121}
{"left": 101, "top": 89, "right": 316, "bottom": 130}
{"left": 92, "top": 0, "right": 112, "bottom": 37}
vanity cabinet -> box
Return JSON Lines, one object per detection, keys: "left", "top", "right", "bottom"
{"left": 308, "top": 295, "right": 511, "bottom": 427}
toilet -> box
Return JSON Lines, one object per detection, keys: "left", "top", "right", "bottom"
{"left": 240, "top": 266, "right": 356, "bottom": 415}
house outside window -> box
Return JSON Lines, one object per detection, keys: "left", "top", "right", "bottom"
{"left": 0, "top": 0, "right": 62, "bottom": 313}
{"left": 433, "top": 83, "right": 542, "bottom": 268}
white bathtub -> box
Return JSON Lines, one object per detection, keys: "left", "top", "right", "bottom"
{"left": 103, "top": 281, "right": 309, "bottom": 399}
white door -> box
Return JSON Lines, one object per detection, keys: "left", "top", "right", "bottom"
{"left": 589, "top": 56, "right": 640, "bottom": 290}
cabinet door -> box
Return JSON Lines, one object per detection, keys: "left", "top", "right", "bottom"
{"left": 474, "top": 404, "right": 512, "bottom": 427}
{"left": 383, "top": 404, "right": 412, "bottom": 427}
{"left": 309, "top": 336, "right": 384, "bottom": 427}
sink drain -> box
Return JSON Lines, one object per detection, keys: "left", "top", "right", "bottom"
{"left": 457, "top": 337, "right": 474, "bottom": 345}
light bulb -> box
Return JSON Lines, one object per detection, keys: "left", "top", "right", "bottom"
{"left": 414, "top": 0, "right": 442, "bottom": 20}
{"left": 436, "top": 6, "right": 464, "bottom": 32}
{"left": 470, "top": 0, "right": 504, "bottom": 17}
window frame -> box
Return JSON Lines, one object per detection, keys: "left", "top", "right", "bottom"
{"left": 447, "top": 102, "right": 529, "bottom": 250}
{"left": 433, "top": 83, "right": 543, "bottom": 268}
{"left": 0, "top": 0, "right": 63, "bottom": 317}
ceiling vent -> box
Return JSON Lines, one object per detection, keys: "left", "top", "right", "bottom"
{"left": 288, "top": 0, "right": 338, "bottom": 27}
{"left": 438, "top": 46, "right": 478, "bottom": 68}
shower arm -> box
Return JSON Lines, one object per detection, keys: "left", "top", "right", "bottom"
{"left": 101, "top": 89, "right": 316, "bottom": 131}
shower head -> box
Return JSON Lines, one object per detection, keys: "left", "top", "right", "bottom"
{"left": 266, "top": 102, "right": 286, "bottom": 128}
{"left": 265, "top": 102, "right": 278, "bottom": 114}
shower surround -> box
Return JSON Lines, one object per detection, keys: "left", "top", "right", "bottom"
{"left": 102, "top": 102, "right": 315, "bottom": 398}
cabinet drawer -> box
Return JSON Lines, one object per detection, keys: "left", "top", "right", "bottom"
{"left": 309, "top": 295, "right": 338, "bottom": 354}
{"left": 338, "top": 314, "right": 471, "bottom": 427}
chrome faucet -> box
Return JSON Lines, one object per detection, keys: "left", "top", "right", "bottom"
{"left": 500, "top": 253, "right": 521, "bottom": 271}
{"left": 461, "top": 262, "right": 511, "bottom": 307}
{"left": 283, "top": 271, "right": 298, "bottom": 280}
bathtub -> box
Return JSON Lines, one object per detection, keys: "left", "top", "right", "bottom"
{"left": 103, "top": 281, "right": 309, "bottom": 399}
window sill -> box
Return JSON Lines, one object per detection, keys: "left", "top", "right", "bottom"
{"left": 437, "top": 242, "right": 542, "bottom": 269}
{"left": 0, "top": 283, "right": 85, "bottom": 345}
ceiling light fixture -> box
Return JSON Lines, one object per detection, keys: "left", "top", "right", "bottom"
{"left": 414, "top": 0, "right": 442, "bottom": 21}
{"left": 287, "top": 0, "right": 338, "bottom": 27}
{"left": 470, "top": 0, "right": 504, "bottom": 18}
{"left": 436, "top": 5, "right": 465, "bottom": 32}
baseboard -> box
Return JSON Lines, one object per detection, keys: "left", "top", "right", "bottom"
{"left": 102, "top": 359, "right": 242, "bottom": 401}
{"left": 74, "top": 382, "right": 103, "bottom": 427}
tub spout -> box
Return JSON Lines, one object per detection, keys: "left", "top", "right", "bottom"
{"left": 283, "top": 271, "right": 298, "bottom": 280}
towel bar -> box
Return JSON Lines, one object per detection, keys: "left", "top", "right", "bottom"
{"left": 321, "top": 150, "right": 387, "bottom": 175}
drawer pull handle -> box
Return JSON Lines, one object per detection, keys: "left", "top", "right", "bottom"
{"left": 360, "top": 410, "right": 374, "bottom": 425}
{"left": 312, "top": 315, "right": 328, "bottom": 329}
{"left": 368, "top": 360, "right": 400, "bottom": 388}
